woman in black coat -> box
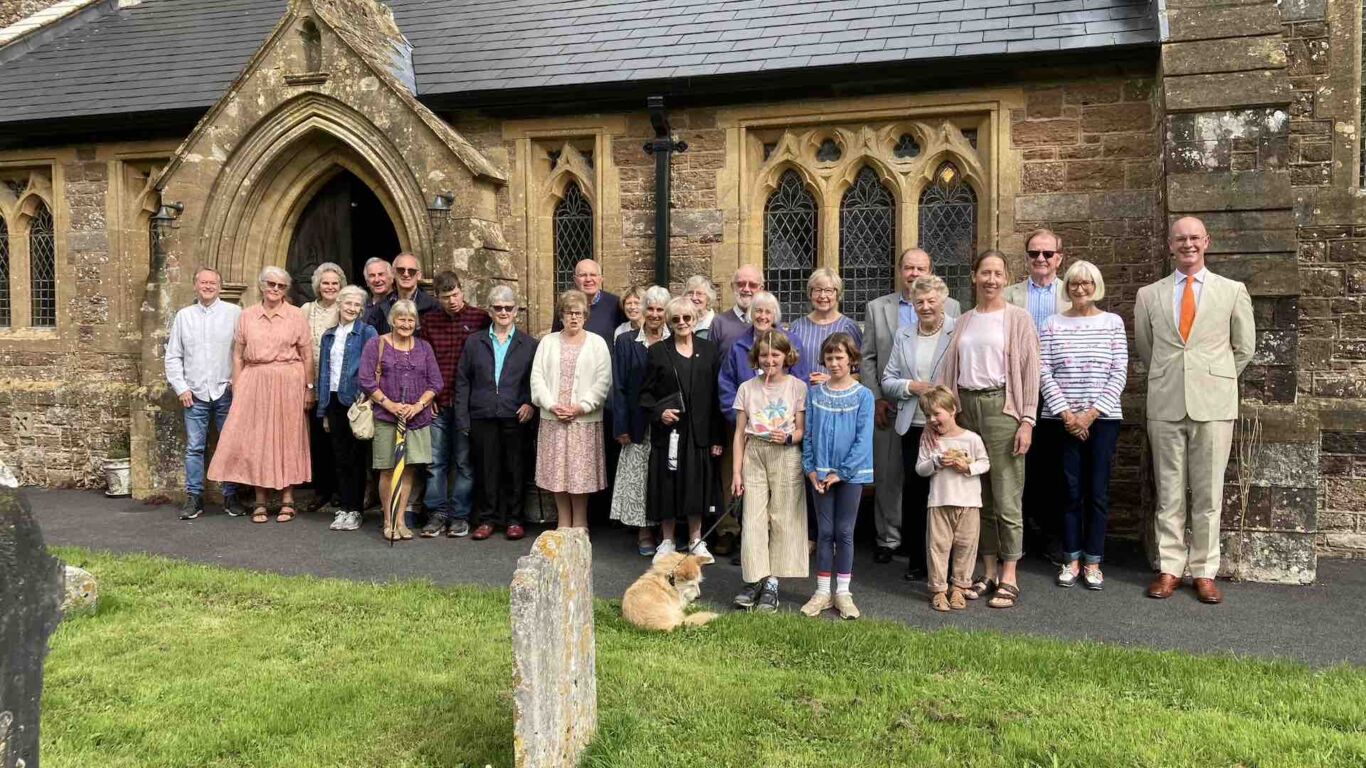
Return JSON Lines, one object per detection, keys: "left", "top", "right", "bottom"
{"left": 454, "top": 285, "right": 539, "bottom": 540}
{"left": 638, "top": 296, "right": 725, "bottom": 563}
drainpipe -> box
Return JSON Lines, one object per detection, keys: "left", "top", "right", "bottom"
{"left": 643, "top": 96, "right": 687, "bottom": 287}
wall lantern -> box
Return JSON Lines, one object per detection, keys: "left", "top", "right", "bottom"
{"left": 149, "top": 201, "right": 184, "bottom": 275}
{"left": 427, "top": 192, "right": 454, "bottom": 231}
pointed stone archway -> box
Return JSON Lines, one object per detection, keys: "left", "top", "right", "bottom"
{"left": 130, "top": 0, "right": 512, "bottom": 499}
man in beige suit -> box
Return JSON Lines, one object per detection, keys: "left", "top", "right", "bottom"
{"left": 1134, "top": 216, "right": 1255, "bottom": 604}
{"left": 862, "top": 248, "right": 961, "bottom": 573}
{"left": 1005, "top": 229, "right": 1071, "bottom": 563}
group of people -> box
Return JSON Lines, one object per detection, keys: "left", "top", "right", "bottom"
{"left": 166, "top": 214, "right": 1254, "bottom": 615}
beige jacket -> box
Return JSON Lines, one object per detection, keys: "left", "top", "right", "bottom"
{"left": 1004, "top": 277, "right": 1071, "bottom": 316}
{"left": 1133, "top": 270, "right": 1255, "bottom": 422}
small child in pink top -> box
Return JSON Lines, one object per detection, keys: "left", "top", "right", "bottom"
{"left": 915, "top": 386, "right": 990, "bottom": 612}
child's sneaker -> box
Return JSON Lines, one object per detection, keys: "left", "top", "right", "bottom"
{"left": 948, "top": 588, "right": 967, "bottom": 610}
{"left": 930, "top": 592, "right": 951, "bottom": 612}
{"left": 755, "top": 580, "right": 780, "bottom": 613}
{"left": 733, "top": 581, "right": 763, "bottom": 610}
{"left": 799, "top": 592, "right": 832, "bottom": 617}
{"left": 833, "top": 592, "right": 860, "bottom": 620}
{"left": 687, "top": 539, "right": 715, "bottom": 565}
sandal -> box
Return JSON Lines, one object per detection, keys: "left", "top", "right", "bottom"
{"left": 382, "top": 526, "right": 395, "bottom": 542}
{"left": 251, "top": 506, "right": 269, "bottom": 524}
{"left": 964, "top": 578, "right": 996, "bottom": 601}
{"left": 930, "top": 592, "right": 951, "bottom": 612}
{"left": 276, "top": 505, "right": 297, "bottom": 523}
{"left": 988, "top": 582, "right": 1020, "bottom": 609}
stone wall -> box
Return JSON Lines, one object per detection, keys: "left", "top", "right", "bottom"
{"left": 0, "top": 0, "right": 64, "bottom": 29}
{"left": 1011, "top": 76, "right": 1166, "bottom": 535}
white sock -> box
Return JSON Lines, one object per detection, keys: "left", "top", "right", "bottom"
{"left": 765, "top": 576, "right": 779, "bottom": 589}
{"left": 815, "top": 575, "right": 831, "bottom": 596}
{"left": 836, "top": 574, "right": 852, "bottom": 595}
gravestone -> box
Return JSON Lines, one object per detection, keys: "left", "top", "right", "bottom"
{"left": 509, "top": 529, "right": 596, "bottom": 768}
{"left": 0, "top": 491, "right": 63, "bottom": 768}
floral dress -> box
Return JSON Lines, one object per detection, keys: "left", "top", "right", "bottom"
{"left": 535, "top": 341, "right": 607, "bottom": 494}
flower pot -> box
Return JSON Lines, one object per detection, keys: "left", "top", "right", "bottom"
{"left": 103, "top": 458, "right": 131, "bottom": 497}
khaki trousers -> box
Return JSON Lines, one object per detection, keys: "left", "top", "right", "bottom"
{"left": 739, "top": 440, "right": 809, "bottom": 582}
{"left": 928, "top": 505, "right": 980, "bottom": 593}
{"left": 1147, "top": 417, "right": 1234, "bottom": 580}
{"left": 872, "top": 424, "right": 904, "bottom": 549}
{"left": 958, "top": 388, "right": 1026, "bottom": 561}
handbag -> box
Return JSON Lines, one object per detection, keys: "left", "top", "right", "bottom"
{"left": 347, "top": 338, "right": 385, "bottom": 440}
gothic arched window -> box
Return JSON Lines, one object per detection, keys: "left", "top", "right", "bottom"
{"left": 29, "top": 202, "right": 55, "bottom": 328}
{"left": 763, "top": 169, "right": 817, "bottom": 317}
{"left": 553, "top": 181, "right": 593, "bottom": 295}
{"left": 839, "top": 166, "right": 895, "bottom": 322}
{"left": 0, "top": 216, "right": 9, "bottom": 327}
{"left": 918, "top": 161, "right": 977, "bottom": 308}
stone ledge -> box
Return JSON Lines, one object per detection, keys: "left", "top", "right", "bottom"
{"left": 1162, "top": 36, "right": 1286, "bottom": 77}
{"left": 1168, "top": 170, "right": 1292, "bottom": 210}
{"left": 1164, "top": 71, "right": 1293, "bottom": 112}
{"left": 1166, "top": 5, "right": 1283, "bottom": 40}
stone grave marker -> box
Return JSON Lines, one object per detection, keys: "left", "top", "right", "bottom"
{"left": 509, "top": 529, "right": 596, "bottom": 768}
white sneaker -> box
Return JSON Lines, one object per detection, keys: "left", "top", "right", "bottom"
{"left": 687, "top": 539, "right": 715, "bottom": 565}
{"left": 651, "top": 538, "right": 677, "bottom": 564}
{"left": 329, "top": 510, "right": 348, "bottom": 531}
{"left": 341, "top": 511, "right": 363, "bottom": 531}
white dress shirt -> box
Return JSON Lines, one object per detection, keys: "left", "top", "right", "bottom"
{"left": 1172, "top": 267, "right": 1207, "bottom": 330}
{"left": 328, "top": 321, "right": 354, "bottom": 393}
{"left": 165, "top": 298, "right": 241, "bottom": 401}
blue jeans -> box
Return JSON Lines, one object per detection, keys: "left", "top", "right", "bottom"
{"left": 425, "top": 407, "right": 473, "bottom": 522}
{"left": 1060, "top": 418, "right": 1120, "bottom": 564}
{"left": 185, "top": 392, "right": 237, "bottom": 498}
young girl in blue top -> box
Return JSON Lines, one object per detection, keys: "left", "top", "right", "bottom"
{"left": 801, "top": 332, "right": 875, "bottom": 620}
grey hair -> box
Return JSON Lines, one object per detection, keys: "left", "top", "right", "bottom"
{"left": 337, "top": 285, "right": 368, "bottom": 306}
{"left": 258, "top": 265, "right": 291, "bottom": 290}
{"left": 310, "top": 262, "right": 347, "bottom": 296}
{"left": 909, "top": 275, "right": 949, "bottom": 301}
{"left": 487, "top": 284, "right": 516, "bottom": 307}
{"left": 684, "top": 275, "right": 717, "bottom": 307}
{"left": 387, "top": 298, "right": 419, "bottom": 326}
{"left": 363, "top": 257, "right": 394, "bottom": 277}
{"left": 643, "top": 285, "right": 672, "bottom": 309}
{"left": 746, "top": 290, "right": 782, "bottom": 325}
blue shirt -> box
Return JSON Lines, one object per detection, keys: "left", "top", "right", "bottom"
{"left": 802, "top": 381, "right": 876, "bottom": 484}
{"left": 1026, "top": 279, "right": 1058, "bottom": 332}
{"left": 490, "top": 326, "right": 515, "bottom": 384}
{"left": 897, "top": 296, "right": 917, "bottom": 329}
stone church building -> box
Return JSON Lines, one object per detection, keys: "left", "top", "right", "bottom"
{"left": 0, "top": 0, "right": 1360, "bottom": 581}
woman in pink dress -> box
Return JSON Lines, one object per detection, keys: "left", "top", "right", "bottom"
{"left": 208, "top": 266, "right": 314, "bottom": 523}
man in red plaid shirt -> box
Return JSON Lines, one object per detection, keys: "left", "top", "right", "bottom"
{"left": 418, "top": 270, "right": 492, "bottom": 538}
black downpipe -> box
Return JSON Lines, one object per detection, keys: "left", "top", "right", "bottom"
{"left": 643, "top": 96, "right": 687, "bottom": 288}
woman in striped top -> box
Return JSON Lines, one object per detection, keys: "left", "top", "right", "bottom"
{"left": 786, "top": 268, "right": 863, "bottom": 386}
{"left": 1038, "top": 260, "right": 1128, "bottom": 591}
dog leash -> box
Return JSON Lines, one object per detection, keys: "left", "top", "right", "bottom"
{"left": 668, "top": 496, "right": 742, "bottom": 586}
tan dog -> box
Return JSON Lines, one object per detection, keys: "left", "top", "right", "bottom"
{"left": 621, "top": 552, "right": 719, "bottom": 631}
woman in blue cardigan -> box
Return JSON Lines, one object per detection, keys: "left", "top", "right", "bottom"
{"left": 316, "top": 285, "right": 379, "bottom": 532}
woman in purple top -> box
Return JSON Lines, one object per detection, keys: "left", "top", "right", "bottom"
{"left": 359, "top": 299, "right": 444, "bottom": 541}
{"left": 787, "top": 268, "right": 863, "bottom": 386}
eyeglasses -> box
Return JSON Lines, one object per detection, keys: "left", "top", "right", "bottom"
{"left": 264, "top": 281, "right": 288, "bottom": 290}
{"left": 1068, "top": 280, "right": 1095, "bottom": 288}
{"left": 1026, "top": 250, "right": 1057, "bottom": 260}
{"left": 734, "top": 281, "right": 761, "bottom": 290}
{"left": 811, "top": 287, "right": 837, "bottom": 296}
{"left": 562, "top": 310, "right": 585, "bottom": 318}
{"left": 669, "top": 315, "right": 695, "bottom": 324}
{"left": 395, "top": 267, "right": 419, "bottom": 277}
{"left": 492, "top": 305, "right": 516, "bottom": 313}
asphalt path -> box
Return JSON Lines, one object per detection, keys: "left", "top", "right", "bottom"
{"left": 27, "top": 488, "right": 1364, "bottom": 667}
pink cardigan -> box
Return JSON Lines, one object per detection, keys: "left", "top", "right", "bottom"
{"left": 937, "top": 304, "right": 1041, "bottom": 425}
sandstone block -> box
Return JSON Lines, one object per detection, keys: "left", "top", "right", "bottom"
{"left": 1166, "top": 5, "right": 1282, "bottom": 40}
{"left": 1010, "top": 118, "right": 1079, "bottom": 147}
{"left": 1167, "top": 170, "right": 1292, "bottom": 210}
{"left": 61, "top": 565, "right": 98, "bottom": 615}
{"left": 510, "top": 529, "right": 596, "bottom": 768}
{"left": 1162, "top": 36, "right": 1285, "bottom": 76}
{"left": 1014, "top": 192, "right": 1089, "bottom": 222}
{"left": 1080, "top": 103, "right": 1152, "bottom": 133}
{"left": 1219, "top": 531, "right": 1316, "bottom": 583}
{"left": 1164, "top": 71, "right": 1293, "bottom": 112}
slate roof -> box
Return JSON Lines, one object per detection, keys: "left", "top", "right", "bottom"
{"left": 0, "top": 0, "right": 1158, "bottom": 126}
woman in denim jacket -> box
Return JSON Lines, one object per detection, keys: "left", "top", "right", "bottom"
{"left": 316, "top": 285, "right": 378, "bottom": 532}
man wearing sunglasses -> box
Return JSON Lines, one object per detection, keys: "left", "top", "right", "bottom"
{"left": 1006, "top": 229, "right": 1072, "bottom": 565}
{"left": 418, "top": 271, "right": 492, "bottom": 538}
{"left": 364, "top": 253, "right": 440, "bottom": 334}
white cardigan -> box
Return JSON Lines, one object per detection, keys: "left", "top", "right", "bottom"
{"left": 530, "top": 331, "right": 613, "bottom": 423}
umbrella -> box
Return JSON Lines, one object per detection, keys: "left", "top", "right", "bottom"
{"left": 386, "top": 414, "right": 407, "bottom": 547}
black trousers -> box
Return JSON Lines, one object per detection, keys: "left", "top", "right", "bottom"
{"left": 1022, "top": 410, "right": 1066, "bottom": 552}
{"left": 469, "top": 417, "right": 530, "bottom": 527}
{"left": 308, "top": 411, "right": 336, "bottom": 502}
{"left": 900, "top": 426, "right": 931, "bottom": 573}
{"left": 324, "top": 401, "right": 366, "bottom": 512}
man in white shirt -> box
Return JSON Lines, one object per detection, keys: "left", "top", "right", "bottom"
{"left": 165, "top": 266, "right": 243, "bottom": 519}
{"left": 861, "top": 248, "right": 961, "bottom": 572}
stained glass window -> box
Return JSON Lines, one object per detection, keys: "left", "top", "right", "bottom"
{"left": 839, "top": 167, "right": 895, "bottom": 323}
{"left": 553, "top": 182, "right": 592, "bottom": 295}
{"left": 0, "top": 216, "right": 9, "bottom": 327}
{"left": 29, "top": 203, "right": 55, "bottom": 328}
{"left": 763, "top": 170, "right": 818, "bottom": 318}
{"left": 918, "top": 161, "right": 977, "bottom": 308}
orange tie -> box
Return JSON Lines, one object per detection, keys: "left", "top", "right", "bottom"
{"left": 1179, "top": 277, "right": 1196, "bottom": 342}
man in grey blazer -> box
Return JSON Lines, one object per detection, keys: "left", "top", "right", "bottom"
{"left": 1134, "top": 217, "right": 1255, "bottom": 604}
{"left": 861, "top": 248, "right": 961, "bottom": 570}
{"left": 1006, "top": 228, "right": 1072, "bottom": 563}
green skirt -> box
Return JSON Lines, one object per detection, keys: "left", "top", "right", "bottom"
{"left": 372, "top": 421, "right": 433, "bottom": 469}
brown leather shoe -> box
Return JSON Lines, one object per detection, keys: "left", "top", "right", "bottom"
{"left": 1146, "top": 573, "right": 1181, "bottom": 599}
{"left": 470, "top": 523, "right": 494, "bottom": 541}
{"left": 1193, "top": 577, "right": 1223, "bottom": 604}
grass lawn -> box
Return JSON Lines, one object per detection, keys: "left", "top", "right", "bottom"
{"left": 41, "top": 548, "right": 1366, "bottom": 768}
